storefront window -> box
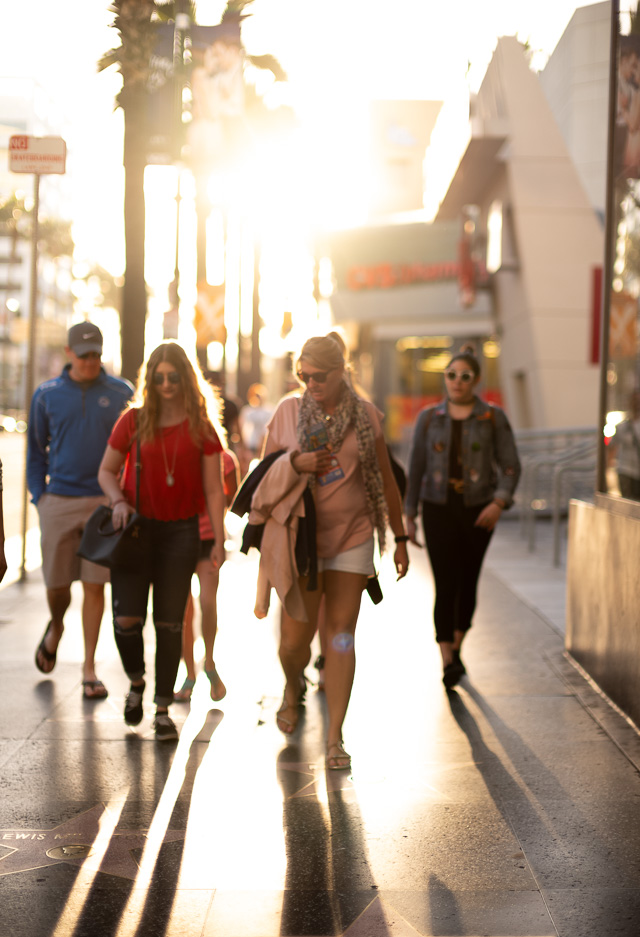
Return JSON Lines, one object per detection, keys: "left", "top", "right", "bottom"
{"left": 603, "top": 18, "right": 640, "bottom": 501}
{"left": 386, "top": 334, "right": 504, "bottom": 448}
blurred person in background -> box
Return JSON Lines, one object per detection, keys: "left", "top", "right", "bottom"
{"left": 239, "top": 382, "right": 273, "bottom": 471}
{"left": 174, "top": 390, "right": 241, "bottom": 703}
{"left": 611, "top": 389, "right": 640, "bottom": 500}
{"left": 203, "top": 370, "right": 242, "bottom": 462}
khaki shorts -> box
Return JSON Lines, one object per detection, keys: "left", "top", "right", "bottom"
{"left": 37, "top": 493, "right": 111, "bottom": 589}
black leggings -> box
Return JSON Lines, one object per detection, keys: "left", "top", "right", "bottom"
{"left": 422, "top": 493, "right": 493, "bottom": 644}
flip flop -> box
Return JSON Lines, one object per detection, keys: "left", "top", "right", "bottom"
{"left": 35, "top": 621, "right": 59, "bottom": 674}
{"left": 82, "top": 679, "right": 109, "bottom": 700}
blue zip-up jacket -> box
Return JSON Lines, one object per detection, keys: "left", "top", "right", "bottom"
{"left": 27, "top": 365, "right": 133, "bottom": 504}
{"left": 405, "top": 396, "right": 521, "bottom": 516}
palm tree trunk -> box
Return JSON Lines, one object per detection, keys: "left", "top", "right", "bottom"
{"left": 121, "top": 99, "right": 148, "bottom": 383}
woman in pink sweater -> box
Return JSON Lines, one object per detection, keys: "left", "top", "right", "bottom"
{"left": 262, "top": 334, "right": 409, "bottom": 770}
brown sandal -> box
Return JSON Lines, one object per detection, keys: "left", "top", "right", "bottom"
{"left": 326, "top": 740, "right": 351, "bottom": 771}
{"left": 276, "top": 675, "right": 307, "bottom": 735}
{"left": 276, "top": 697, "right": 299, "bottom": 734}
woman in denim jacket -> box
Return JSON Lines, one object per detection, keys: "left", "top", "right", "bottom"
{"left": 405, "top": 347, "right": 520, "bottom": 688}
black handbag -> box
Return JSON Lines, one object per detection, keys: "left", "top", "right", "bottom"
{"left": 77, "top": 437, "right": 150, "bottom": 573}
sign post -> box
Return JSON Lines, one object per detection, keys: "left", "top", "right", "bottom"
{"left": 9, "top": 135, "right": 66, "bottom": 580}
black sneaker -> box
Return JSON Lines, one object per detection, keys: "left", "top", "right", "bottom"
{"left": 443, "top": 660, "right": 465, "bottom": 690}
{"left": 452, "top": 649, "right": 466, "bottom": 675}
{"left": 153, "top": 712, "right": 179, "bottom": 742}
{"left": 124, "top": 681, "right": 145, "bottom": 725}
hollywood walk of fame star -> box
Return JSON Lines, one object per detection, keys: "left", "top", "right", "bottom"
{"left": 276, "top": 760, "right": 356, "bottom": 799}
{"left": 343, "top": 895, "right": 423, "bottom": 936}
{"left": 275, "top": 758, "right": 474, "bottom": 803}
{"left": 0, "top": 804, "right": 184, "bottom": 880}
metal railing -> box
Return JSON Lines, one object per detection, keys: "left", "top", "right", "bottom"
{"left": 513, "top": 426, "right": 597, "bottom": 566}
{"left": 397, "top": 423, "right": 598, "bottom": 567}
{"left": 551, "top": 462, "right": 596, "bottom": 566}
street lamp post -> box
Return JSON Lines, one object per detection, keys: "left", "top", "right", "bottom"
{"left": 8, "top": 134, "right": 66, "bottom": 580}
{"left": 165, "top": 2, "right": 190, "bottom": 341}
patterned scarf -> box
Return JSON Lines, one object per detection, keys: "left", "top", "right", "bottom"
{"left": 296, "top": 380, "right": 388, "bottom": 553}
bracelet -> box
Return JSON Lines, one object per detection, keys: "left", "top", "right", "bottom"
{"left": 492, "top": 499, "right": 505, "bottom": 509}
{"left": 111, "top": 498, "right": 128, "bottom": 508}
{"left": 395, "top": 534, "right": 409, "bottom": 543}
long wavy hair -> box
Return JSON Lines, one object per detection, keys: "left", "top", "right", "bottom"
{"left": 131, "top": 342, "right": 226, "bottom": 447}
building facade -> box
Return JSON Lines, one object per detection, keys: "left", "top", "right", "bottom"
{"left": 323, "top": 6, "right": 610, "bottom": 442}
{"left": 429, "top": 30, "right": 607, "bottom": 430}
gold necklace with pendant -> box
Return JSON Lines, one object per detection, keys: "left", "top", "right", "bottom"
{"left": 160, "top": 424, "right": 180, "bottom": 487}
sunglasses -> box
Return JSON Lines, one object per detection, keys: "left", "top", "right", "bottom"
{"left": 297, "top": 369, "right": 333, "bottom": 385}
{"left": 444, "top": 370, "right": 475, "bottom": 383}
{"left": 78, "top": 351, "right": 101, "bottom": 361}
{"left": 153, "top": 371, "right": 181, "bottom": 385}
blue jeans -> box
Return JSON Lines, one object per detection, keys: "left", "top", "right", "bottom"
{"left": 111, "top": 516, "right": 199, "bottom": 707}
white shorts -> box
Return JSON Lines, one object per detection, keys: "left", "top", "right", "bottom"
{"left": 318, "top": 537, "right": 375, "bottom": 577}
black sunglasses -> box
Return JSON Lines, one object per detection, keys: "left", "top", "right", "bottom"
{"left": 297, "top": 369, "right": 333, "bottom": 385}
{"left": 78, "top": 351, "right": 101, "bottom": 360}
{"left": 153, "top": 371, "right": 181, "bottom": 385}
{"left": 444, "top": 370, "right": 475, "bottom": 383}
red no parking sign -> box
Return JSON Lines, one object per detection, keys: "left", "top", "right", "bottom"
{"left": 9, "top": 135, "right": 66, "bottom": 174}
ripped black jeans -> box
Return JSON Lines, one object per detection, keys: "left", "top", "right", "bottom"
{"left": 112, "top": 516, "right": 199, "bottom": 707}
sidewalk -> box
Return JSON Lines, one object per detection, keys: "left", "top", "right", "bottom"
{"left": 0, "top": 518, "right": 639, "bottom": 937}
{"left": 485, "top": 515, "right": 567, "bottom": 636}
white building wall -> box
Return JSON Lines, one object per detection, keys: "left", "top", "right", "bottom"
{"left": 538, "top": 1, "right": 610, "bottom": 217}
{"left": 475, "top": 37, "right": 602, "bottom": 429}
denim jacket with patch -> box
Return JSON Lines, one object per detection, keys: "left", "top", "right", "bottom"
{"left": 404, "top": 397, "right": 521, "bottom": 516}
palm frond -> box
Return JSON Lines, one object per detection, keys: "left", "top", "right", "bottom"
{"left": 247, "top": 53, "right": 287, "bottom": 82}
{"left": 98, "top": 0, "right": 162, "bottom": 100}
{"left": 97, "top": 48, "right": 122, "bottom": 73}
{"left": 221, "top": 0, "right": 255, "bottom": 21}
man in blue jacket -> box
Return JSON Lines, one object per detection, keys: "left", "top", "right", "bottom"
{"left": 27, "top": 322, "right": 133, "bottom": 698}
